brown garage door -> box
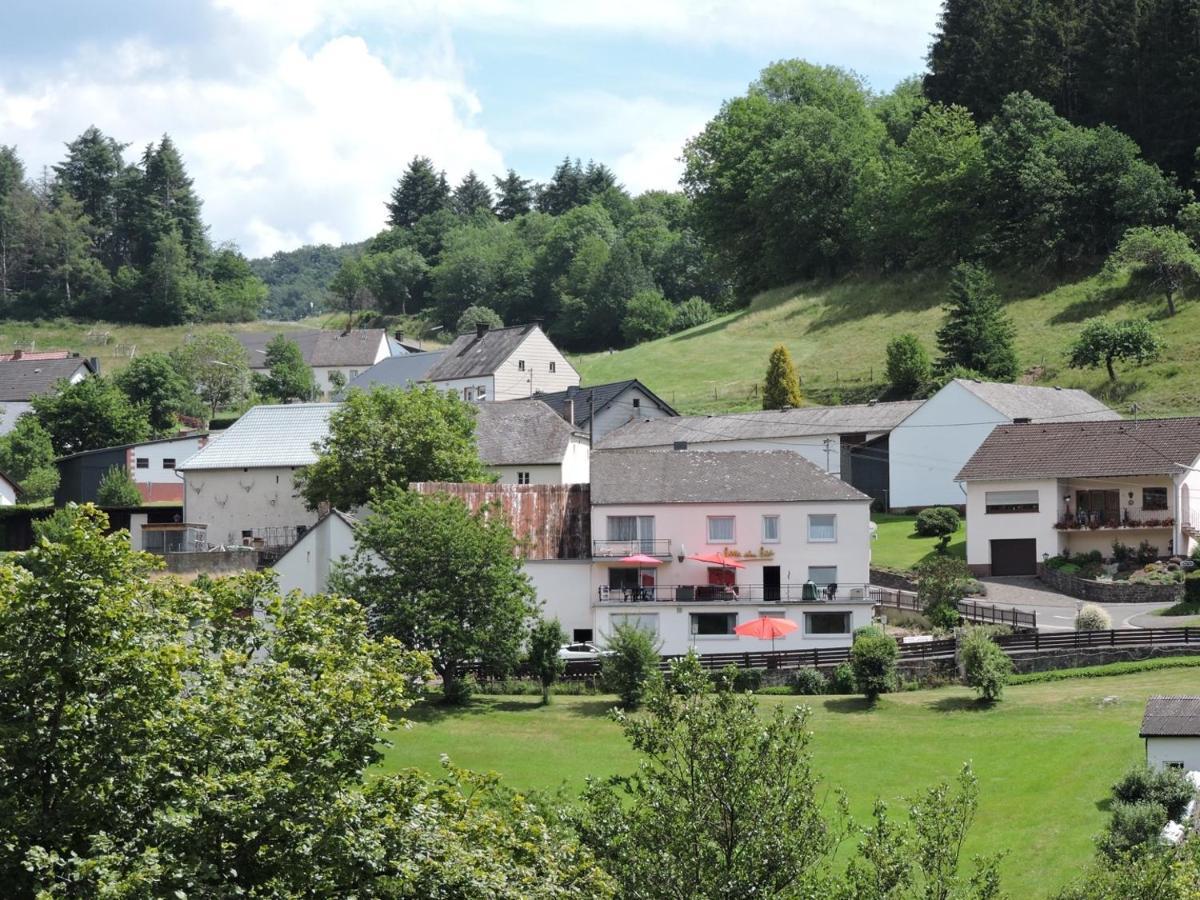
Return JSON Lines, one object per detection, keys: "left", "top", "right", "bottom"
{"left": 990, "top": 538, "right": 1037, "bottom": 576}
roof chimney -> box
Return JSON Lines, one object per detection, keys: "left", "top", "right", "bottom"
{"left": 394, "top": 330, "right": 404, "bottom": 343}
{"left": 673, "top": 440, "right": 688, "bottom": 451}
{"left": 10, "top": 349, "right": 21, "bottom": 361}
{"left": 565, "top": 398, "right": 576, "bottom": 426}
{"left": 476, "top": 322, "right": 489, "bottom": 339}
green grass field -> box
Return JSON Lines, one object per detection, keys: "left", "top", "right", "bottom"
{"left": 871, "top": 512, "right": 966, "bottom": 571}
{"left": 573, "top": 269, "right": 1200, "bottom": 417}
{"left": 376, "top": 667, "right": 1200, "bottom": 897}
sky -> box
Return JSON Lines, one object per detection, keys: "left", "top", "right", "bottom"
{"left": 0, "top": 0, "right": 943, "bottom": 258}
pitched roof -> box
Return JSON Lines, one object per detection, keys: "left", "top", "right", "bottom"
{"left": 271, "top": 509, "right": 357, "bottom": 568}
{"left": 0, "top": 350, "right": 73, "bottom": 361}
{"left": 236, "top": 329, "right": 389, "bottom": 368}
{"left": 956, "top": 417, "right": 1200, "bottom": 481}
{"left": 55, "top": 432, "right": 208, "bottom": 463}
{"left": 0, "top": 357, "right": 95, "bottom": 401}
{"left": 177, "top": 404, "right": 336, "bottom": 470}
{"left": 474, "top": 400, "right": 583, "bottom": 466}
{"left": 532, "top": 380, "right": 678, "bottom": 429}
{"left": 341, "top": 351, "right": 447, "bottom": 396}
{"left": 596, "top": 400, "right": 924, "bottom": 450}
{"left": 950, "top": 379, "right": 1119, "bottom": 422}
{"left": 591, "top": 449, "right": 869, "bottom": 504}
{"left": 423, "top": 324, "right": 540, "bottom": 381}
{"left": 1140, "top": 696, "right": 1200, "bottom": 737}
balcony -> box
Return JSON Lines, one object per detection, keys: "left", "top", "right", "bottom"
{"left": 595, "top": 583, "right": 873, "bottom": 604}
{"left": 1054, "top": 514, "right": 1174, "bottom": 533}
{"left": 592, "top": 538, "right": 673, "bottom": 559}
{"left": 142, "top": 523, "right": 208, "bottom": 555}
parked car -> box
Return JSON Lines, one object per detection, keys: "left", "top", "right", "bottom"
{"left": 557, "top": 641, "right": 609, "bottom": 660}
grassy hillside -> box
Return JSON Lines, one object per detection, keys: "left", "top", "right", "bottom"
{"left": 573, "top": 270, "right": 1200, "bottom": 416}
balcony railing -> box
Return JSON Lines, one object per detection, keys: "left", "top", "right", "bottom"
{"left": 596, "top": 583, "right": 873, "bottom": 604}
{"left": 142, "top": 523, "right": 208, "bottom": 555}
{"left": 1055, "top": 514, "right": 1174, "bottom": 531}
{"left": 592, "top": 538, "right": 673, "bottom": 559}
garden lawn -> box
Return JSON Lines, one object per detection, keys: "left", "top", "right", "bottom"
{"left": 376, "top": 667, "right": 1200, "bottom": 897}
{"left": 871, "top": 512, "right": 965, "bottom": 571}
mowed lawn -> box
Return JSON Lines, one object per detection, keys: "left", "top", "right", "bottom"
{"left": 376, "top": 668, "right": 1200, "bottom": 897}
{"left": 871, "top": 512, "right": 966, "bottom": 571}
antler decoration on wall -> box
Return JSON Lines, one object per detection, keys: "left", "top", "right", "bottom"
{"left": 215, "top": 494, "right": 228, "bottom": 508}
{"left": 190, "top": 480, "right": 205, "bottom": 494}
{"left": 238, "top": 479, "right": 254, "bottom": 493}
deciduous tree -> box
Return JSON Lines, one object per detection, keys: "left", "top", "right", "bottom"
{"left": 95, "top": 464, "right": 142, "bottom": 507}
{"left": 258, "top": 333, "right": 318, "bottom": 402}
{"left": 527, "top": 618, "right": 566, "bottom": 704}
{"left": 31, "top": 376, "right": 151, "bottom": 456}
{"left": 1068, "top": 317, "right": 1162, "bottom": 381}
{"left": 886, "top": 333, "right": 932, "bottom": 396}
{"left": 170, "top": 332, "right": 252, "bottom": 418}
{"left": 1103, "top": 226, "right": 1200, "bottom": 316}
{"left": 0, "top": 414, "right": 59, "bottom": 501}
{"left": 114, "top": 351, "right": 201, "bottom": 432}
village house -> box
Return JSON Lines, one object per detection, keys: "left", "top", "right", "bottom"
{"left": 1141, "top": 696, "right": 1200, "bottom": 772}
{"left": 340, "top": 349, "right": 448, "bottom": 395}
{"left": 474, "top": 400, "right": 590, "bottom": 485}
{"left": 422, "top": 323, "right": 579, "bottom": 401}
{"left": 273, "top": 509, "right": 358, "bottom": 596}
{"left": 236, "top": 329, "right": 395, "bottom": 399}
{"left": 531, "top": 379, "right": 677, "bottom": 441}
{"left": 956, "top": 417, "right": 1200, "bottom": 576}
{"left": 0, "top": 353, "right": 97, "bottom": 435}
{"left": 55, "top": 433, "right": 209, "bottom": 506}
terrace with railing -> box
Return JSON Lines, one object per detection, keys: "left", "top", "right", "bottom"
{"left": 591, "top": 538, "right": 673, "bottom": 559}
{"left": 141, "top": 523, "right": 208, "bottom": 555}
{"left": 595, "top": 583, "right": 872, "bottom": 604}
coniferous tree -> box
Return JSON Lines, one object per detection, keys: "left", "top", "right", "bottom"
{"left": 135, "top": 135, "right": 207, "bottom": 266}
{"left": 935, "top": 262, "right": 1018, "bottom": 381}
{"left": 493, "top": 169, "right": 534, "bottom": 220}
{"left": 386, "top": 156, "right": 450, "bottom": 228}
{"left": 537, "top": 157, "right": 586, "bottom": 216}
{"left": 450, "top": 171, "right": 494, "bottom": 217}
{"left": 52, "top": 126, "right": 128, "bottom": 267}
{"left": 762, "top": 344, "right": 803, "bottom": 410}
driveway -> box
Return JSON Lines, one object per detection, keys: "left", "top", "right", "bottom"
{"left": 980, "top": 576, "right": 1167, "bottom": 631}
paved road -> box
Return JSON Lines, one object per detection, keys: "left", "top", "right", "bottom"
{"left": 979, "top": 576, "right": 1167, "bottom": 631}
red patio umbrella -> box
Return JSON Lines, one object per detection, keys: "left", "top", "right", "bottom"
{"left": 735, "top": 615, "right": 799, "bottom": 654}
{"left": 686, "top": 551, "right": 746, "bottom": 569}
{"left": 617, "top": 553, "right": 663, "bottom": 566}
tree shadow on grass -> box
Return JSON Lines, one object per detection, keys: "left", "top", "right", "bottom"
{"left": 927, "top": 695, "right": 993, "bottom": 713}
{"left": 558, "top": 698, "right": 622, "bottom": 719}
{"left": 1095, "top": 797, "right": 1113, "bottom": 814}
{"left": 915, "top": 538, "right": 967, "bottom": 568}
{"left": 822, "top": 696, "right": 876, "bottom": 714}
{"left": 402, "top": 695, "right": 542, "bottom": 724}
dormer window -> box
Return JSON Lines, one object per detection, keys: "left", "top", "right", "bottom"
{"left": 518, "top": 360, "right": 526, "bottom": 371}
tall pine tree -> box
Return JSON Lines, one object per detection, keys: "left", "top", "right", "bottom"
{"left": 451, "top": 171, "right": 494, "bottom": 216}
{"left": 52, "top": 127, "right": 128, "bottom": 268}
{"left": 386, "top": 156, "right": 450, "bottom": 228}
{"left": 935, "top": 262, "right": 1018, "bottom": 381}
{"left": 493, "top": 169, "right": 533, "bottom": 220}
{"left": 762, "top": 344, "right": 803, "bottom": 410}
{"left": 135, "top": 135, "right": 207, "bottom": 266}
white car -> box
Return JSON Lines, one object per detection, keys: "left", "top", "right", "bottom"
{"left": 557, "top": 641, "right": 608, "bottom": 660}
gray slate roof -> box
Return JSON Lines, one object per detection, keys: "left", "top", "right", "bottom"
{"left": 474, "top": 400, "right": 582, "bottom": 466}
{"left": 533, "top": 380, "right": 677, "bottom": 429}
{"left": 952, "top": 379, "right": 1119, "bottom": 422}
{"left": 591, "top": 449, "right": 869, "bottom": 505}
{"left": 956, "top": 417, "right": 1200, "bottom": 482}
{"left": 597, "top": 400, "right": 924, "bottom": 450}
{"left": 341, "top": 351, "right": 447, "bottom": 396}
{"left": 236, "top": 329, "right": 389, "bottom": 368}
{"left": 1140, "top": 696, "right": 1200, "bottom": 736}
{"left": 423, "top": 324, "right": 539, "bottom": 381}
{"left": 177, "top": 404, "right": 336, "bottom": 470}
{"left": 0, "top": 357, "right": 94, "bottom": 401}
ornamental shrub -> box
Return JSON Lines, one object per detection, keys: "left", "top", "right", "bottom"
{"left": 828, "top": 663, "right": 856, "bottom": 694}
{"left": 958, "top": 627, "right": 1013, "bottom": 702}
{"left": 789, "top": 667, "right": 827, "bottom": 696}
{"left": 1112, "top": 764, "right": 1194, "bottom": 821}
{"left": 1075, "top": 604, "right": 1112, "bottom": 631}
{"left": 1098, "top": 801, "right": 1167, "bottom": 859}
{"left": 914, "top": 506, "right": 961, "bottom": 553}
{"left": 600, "top": 623, "right": 662, "bottom": 710}
{"left": 850, "top": 626, "right": 898, "bottom": 703}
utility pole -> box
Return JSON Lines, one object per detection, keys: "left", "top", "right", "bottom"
{"left": 823, "top": 437, "right": 833, "bottom": 472}
{"left": 1131, "top": 402, "right": 1140, "bottom": 428}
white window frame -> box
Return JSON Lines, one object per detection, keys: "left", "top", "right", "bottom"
{"left": 803, "top": 611, "right": 851, "bottom": 635}
{"left": 762, "top": 515, "right": 780, "bottom": 543}
{"left": 463, "top": 386, "right": 474, "bottom": 402}
{"left": 807, "top": 514, "right": 836, "bottom": 543}
{"left": 517, "top": 471, "right": 531, "bottom": 485}
{"left": 518, "top": 359, "right": 526, "bottom": 372}
{"left": 549, "top": 361, "right": 556, "bottom": 373}
{"left": 808, "top": 566, "right": 838, "bottom": 586}
{"left": 707, "top": 516, "right": 735, "bottom": 543}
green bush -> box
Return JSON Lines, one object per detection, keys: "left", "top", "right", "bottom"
{"left": 600, "top": 624, "right": 662, "bottom": 710}
{"left": 850, "top": 626, "right": 898, "bottom": 702}
{"left": 1112, "top": 765, "right": 1195, "bottom": 821}
{"left": 1075, "top": 604, "right": 1112, "bottom": 631}
{"left": 1098, "top": 800, "right": 1167, "bottom": 859}
{"left": 913, "top": 506, "right": 961, "bottom": 553}
{"left": 672, "top": 296, "right": 716, "bottom": 332}
{"left": 714, "top": 666, "right": 764, "bottom": 693}
{"left": 789, "top": 668, "right": 827, "bottom": 695}
{"left": 1010, "top": 656, "right": 1200, "bottom": 684}
{"left": 958, "top": 627, "right": 1013, "bottom": 702}
{"left": 95, "top": 465, "right": 143, "bottom": 508}
{"left": 926, "top": 602, "right": 961, "bottom": 631}
{"left": 1057, "top": 563, "right": 1081, "bottom": 575}
{"left": 828, "top": 663, "right": 856, "bottom": 694}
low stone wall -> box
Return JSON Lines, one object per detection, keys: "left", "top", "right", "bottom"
{"left": 871, "top": 568, "right": 918, "bottom": 591}
{"left": 165, "top": 548, "right": 260, "bottom": 574}
{"left": 1038, "top": 564, "right": 1183, "bottom": 605}
{"left": 1009, "top": 644, "right": 1200, "bottom": 673}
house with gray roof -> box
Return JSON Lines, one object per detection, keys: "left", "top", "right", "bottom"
{"left": 585, "top": 447, "right": 874, "bottom": 655}
{"left": 956, "top": 417, "right": 1200, "bottom": 575}
{"left": 531, "top": 379, "right": 677, "bottom": 441}
{"left": 0, "top": 355, "right": 97, "bottom": 436}
{"left": 1141, "top": 696, "right": 1200, "bottom": 771}
{"left": 340, "top": 350, "right": 447, "bottom": 397}
{"left": 474, "top": 400, "right": 589, "bottom": 484}
{"left": 423, "top": 323, "right": 579, "bottom": 401}
{"left": 236, "top": 329, "right": 394, "bottom": 399}
{"left": 888, "top": 378, "right": 1119, "bottom": 509}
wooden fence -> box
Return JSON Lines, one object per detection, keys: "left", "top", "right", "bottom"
{"left": 873, "top": 587, "right": 1038, "bottom": 631}
{"left": 993, "top": 626, "right": 1200, "bottom": 654}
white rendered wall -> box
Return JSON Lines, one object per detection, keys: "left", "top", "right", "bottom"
{"left": 589, "top": 386, "right": 676, "bottom": 441}
{"left": 1146, "top": 737, "right": 1200, "bottom": 772}
{"left": 182, "top": 466, "right": 317, "bottom": 546}
{"left": 272, "top": 515, "right": 357, "bottom": 596}
{"left": 525, "top": 559, "right": 594, "bottom": 637}
{"left": 889, "top": 382, "right": 1007, "bottom": 508}
{"left": 561, "top": 437, "right": 590, "bottom": 483}
{"left": 963, "top": 478, "right": 1060, "bottom": 569}
{"left": 492, "top": 330, "right": 580, "bottom": 400}
{"left": 490, "top": 464, "right": 567, "bottom": 486}
{"left": 130, "top": 436, "right": 207, "bottom": 485}
{"left": 430, "top": 375, "right": 497, "bottom": 401}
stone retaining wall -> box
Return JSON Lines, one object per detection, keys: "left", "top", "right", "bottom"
{"left": 871, "top": 568, "right": 918, "bottom": 591}
{"left": 1038, "top": 564, "right": 1183, "bottom": 605}
{"left": 1009, "top": 643, "right": 1200, "bottom": 673}
{"left": 165, "top": 548, "right": 260, "bottom": 574}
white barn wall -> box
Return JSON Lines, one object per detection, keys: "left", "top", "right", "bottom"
{"left": 525, "top": 559, "right": 594, "bottom": 639}
{"left": 492, "top": 330, "right": 579, "bottom": 400}
{"left": 272, "top": 515, "right": 358, "bottom": 596}
{"left": 183, "top": 466, "right": 316, "bottom": 546}
{"left": 1146, "top": 736, "right": 1200, "bottom": 772}
{"left": 490, "top": 464, "right": 568, "bottom": 486}
{"left": 588, "top": 385, "right": 676, "bottom": 441}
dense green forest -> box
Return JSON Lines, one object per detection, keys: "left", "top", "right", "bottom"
{"left": 0, "top": 129, "right": 267, "bottom": 324}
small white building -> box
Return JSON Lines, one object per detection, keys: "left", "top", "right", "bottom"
{"left": 889, "top": 379, "right": 1118, "bottom": 509}
{"left": 0, "top": 355, "right": 96, "bottom": 436}
{"left": 532, "top": 380, "right": 677, "bottom": 442}
{"left": 237, "top": 329, "right": 394, "bottom": 399}
{"left": 273, "top": 510, "right": 358, "bottom": 596}
{"left": 423, "top": 323, "right": 580, "bottom": 401}
{"left": 957, "top": 417, "right": 1200, "bottom": 575}
{"left": 474, "top": 400, "right": 589, "bottom": 485}
{"left": 1141, "top": 696, "right": 1200, "bottom": 771}
{"left": 55, "top": 433, "right": 208, "bottom": 505}
{"left": 0, "top": 469, "right": 21, "bottom": 505}
{"left": 587, "top": 448, "right": 875, "bottom": 655}
{"left": 177, "top": 403, "right": 338, "bottom": 551}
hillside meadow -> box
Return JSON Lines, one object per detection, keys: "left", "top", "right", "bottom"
{"left": 573, "top": 269, "right": 1200, "bottom": 417}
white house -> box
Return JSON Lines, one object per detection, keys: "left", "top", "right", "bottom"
{"left": 423, "top": 323, "right": 579, "bottom": 401}
{"left": 0, "top": 469, "right": 21, "bottom": 505}
{"left": 587, "top": 448, "right": 875, "bottom": 655}
{"left": 597, "top": 400, "right": 922, "bottom": 505}
{"left": 956, "top": 417, "right": 1200, "bottom": 576}
{"left": 1141, "top": 696, "right": 1200, "bottom": 771}
{"left": 889, "top": 379, "right": 1118, "bottom": 509}
{"left": 236, "top": 329, "right": 394, "bottom": 399}
{"left": 531, "top": 380, "right": 677, "bottom": 442}
{"left": 273, "top": 510, "right": 358, "bottom": 596}
{"left": 176, "top": 403, "right": 338, "bottom": 552}
{"left": 474, "top": 400, "right": 590, "bottom": 485}
{"left": 55, "top": 433, "right": 208, "bottom": 505}
{"left": 0, "top": 354, "right": 96, "bottom": 435}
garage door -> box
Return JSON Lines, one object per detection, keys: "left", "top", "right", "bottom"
{"left": 990, "top": 538, "right": 1037, "bottom": 576}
